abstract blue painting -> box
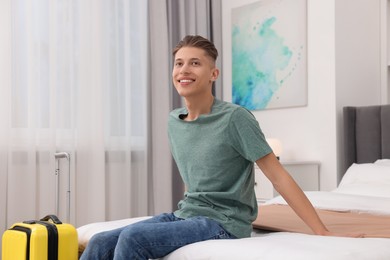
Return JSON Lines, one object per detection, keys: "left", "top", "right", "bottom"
{"left": 231, "top": 0, "right": 307, "bottom": 110}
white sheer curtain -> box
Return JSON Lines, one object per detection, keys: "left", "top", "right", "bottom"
{"left": 0, "top": 0, "right": 150, "bottom": 234}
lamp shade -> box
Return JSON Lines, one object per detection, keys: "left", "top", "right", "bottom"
{"left": 266, "top": 138, "right": 283, "bottom": 157}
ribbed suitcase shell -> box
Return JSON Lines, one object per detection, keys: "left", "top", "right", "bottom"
{"left": 2, "top": 215, "right": 78, "bottom": 260}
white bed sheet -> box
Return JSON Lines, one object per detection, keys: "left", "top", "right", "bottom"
{"left": 162, "top": 232, "right": 390, "bottom": 260}
{"left": 77, "top": 163, "right": 390, "bottom": 259}
{"left": 77, "top": 191, "right": 390, "bottom": 260}
{"left": 78, "top": 220, "right": 390, "bottom": 260}
{"left": 264, "top": 191, "right": 390, "bottom": 215}
{"left": 160, "top": 191, "right": 390, "bottom": 260}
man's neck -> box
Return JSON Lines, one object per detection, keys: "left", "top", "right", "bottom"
{"left": 184, "top": 94, "right": 215, "bottom": 121}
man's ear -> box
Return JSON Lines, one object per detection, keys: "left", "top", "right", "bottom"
{"left": 211, "top": 68, "right": 220, "bottom": 81}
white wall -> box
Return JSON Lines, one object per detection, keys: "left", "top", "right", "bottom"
{"left": 335, "top": 0, "right": 382, "bottom": 180}
{"left": 222, "top": 0, "right": 384, "bottom": 190}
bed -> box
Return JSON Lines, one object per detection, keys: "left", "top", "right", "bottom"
{"left": 77, "top": 104, "right": 390, "bottom": 259}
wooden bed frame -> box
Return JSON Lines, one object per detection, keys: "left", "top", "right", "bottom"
{"left": 343, "top": 104, "right": 390, "bottom": 173}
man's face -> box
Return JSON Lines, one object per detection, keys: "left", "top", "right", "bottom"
{"left": 172, "top": 47, "right": 218, "bottom": 98}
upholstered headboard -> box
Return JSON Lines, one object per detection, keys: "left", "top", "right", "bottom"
{"left": 343, "top": 104, "right": 390, "bottom": 174}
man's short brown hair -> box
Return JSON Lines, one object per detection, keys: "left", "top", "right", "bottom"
{"left": 172, "top": 35, "right": 218, "bottom": 62}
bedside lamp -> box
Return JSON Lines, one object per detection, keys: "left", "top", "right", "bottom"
{"left": 266, "top": 138, "right": 283, "bottom": 160}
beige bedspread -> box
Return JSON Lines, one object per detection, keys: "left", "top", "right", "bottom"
{"left": 253, "top": 204, "right": 390, "bottom": 238}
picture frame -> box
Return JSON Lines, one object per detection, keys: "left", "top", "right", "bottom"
{"left": 222, "top": 0, "right": 307, "bottom": 111}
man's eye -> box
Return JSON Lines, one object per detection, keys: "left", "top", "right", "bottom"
{"left": 192, "top": 62, "right": 199, "bottom": 66}
{"left": 175, "top": 62, "right": 183, "bottom": 67}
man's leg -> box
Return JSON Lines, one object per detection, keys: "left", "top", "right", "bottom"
{"left": 80, "top": 214, "right": 176, "bottom": 260}
{"left": 113, "top": 214, "right": 235, "bottom": 260}
{"left": 79, "top": 225, "right": 124, "bottom": 260}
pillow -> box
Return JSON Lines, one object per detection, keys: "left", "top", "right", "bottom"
{"left": 375, "top": 159, "right": 390, "bottom": 166}
{"left": 336, "top": 163, "right": 390, "bottom": 198}
{"left": 339, "top": 163, "right": 390, "bottom": 186}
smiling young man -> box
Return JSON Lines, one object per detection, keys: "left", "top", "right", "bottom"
{"left": 171, "top": 40, "right": 218, "bottom": 121}
{"left": 80, "top": 35, "right": 363, "bottom": 260}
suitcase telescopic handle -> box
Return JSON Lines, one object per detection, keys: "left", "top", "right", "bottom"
{"left": 54, "top": 152, "right": 70, "bottom": 160}
{"left": 40, "top": 214, "right": 63, "bottom": 224}
{"left": 54, "top": 151, "right": 71, "bottom": 223}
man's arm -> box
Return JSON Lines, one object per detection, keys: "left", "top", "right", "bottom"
{"left": 256, "top": 152, "right": 364, "bottom": 238}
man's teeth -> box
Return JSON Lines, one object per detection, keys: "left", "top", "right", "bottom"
{"left": 180, "top": 79, "right": 193, "bottom": 83}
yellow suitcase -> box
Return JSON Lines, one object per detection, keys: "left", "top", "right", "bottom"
{"left": 2, "top": 215, "right": 78, "bottom": 260}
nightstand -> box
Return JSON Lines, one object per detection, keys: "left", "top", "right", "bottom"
{"left": 254, "top": 161, "right": 320, "bottom": 202}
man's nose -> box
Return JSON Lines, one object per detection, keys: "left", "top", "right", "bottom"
{"left": 180, "top": 63, "right": 190, "bottom": 73}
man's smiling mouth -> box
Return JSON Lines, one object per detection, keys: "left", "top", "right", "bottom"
{"left": 178, "top": 79, "right": 195, "bottom": 84}
{"left": 179, "top": 79, "right": 195, "bottom": 83}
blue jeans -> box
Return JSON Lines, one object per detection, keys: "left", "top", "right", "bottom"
{"left": 80, "top": 213, "right": 236, "bottom": 260}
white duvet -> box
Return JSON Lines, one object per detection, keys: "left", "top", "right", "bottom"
{"left": 161, "top": 191, "right": 390, "bottom": 260}
{"left": 265, "top": 191, "right": 390, "bottom": 215}
{"left": 78, "top": 162, "right": 390, "bottom": 259}
{"left": 163, "top": 232, "right": 390, "bottom": 260}
{"left": 77, "top": 192, "right": 390, "bottom": 260}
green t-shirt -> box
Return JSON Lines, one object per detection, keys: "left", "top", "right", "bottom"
{"left": 168, "top": 98, "right": 272, "bottom": 238}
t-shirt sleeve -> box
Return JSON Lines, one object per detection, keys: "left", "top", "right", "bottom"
{"left": 227, "top": 107, "right": 272, "bottom": 162}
